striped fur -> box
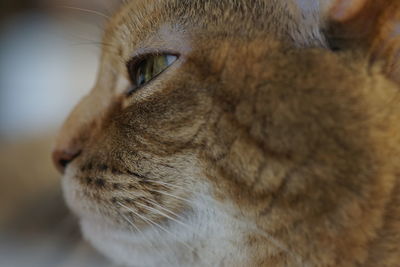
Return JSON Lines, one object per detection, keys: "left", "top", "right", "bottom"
{"left": 56, "top": 1, "right": 400, "bottom": 266}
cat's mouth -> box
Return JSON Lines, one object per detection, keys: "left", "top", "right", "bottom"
{"left": 61, "top": 165, "right": 194, "bottom": 234}
{"left": 61, "top": 167, "right": 119, "bottom": 228}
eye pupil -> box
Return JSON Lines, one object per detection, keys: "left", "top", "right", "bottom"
{"left": 136, "top": 67, "right": 146, "bottom": 87}
{"left": 127, "top": 54, "right": 178, "bottom": 95}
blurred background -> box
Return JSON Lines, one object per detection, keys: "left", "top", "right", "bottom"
{"left": 0, "top": 0, "right": 121, "bottom": 266}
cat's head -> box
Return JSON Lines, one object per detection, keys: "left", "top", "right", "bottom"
{"left": 53, "top": 0, "right": 400, "bottom": 266}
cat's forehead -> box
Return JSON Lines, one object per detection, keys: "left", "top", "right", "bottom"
{"left": 103, "top": 0, "right": 327, "bottom": 61}
{"left": 104, "top": 0, "right": 191, "bottom": 62}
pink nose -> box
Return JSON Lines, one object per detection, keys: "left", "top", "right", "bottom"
{"left": 52, "top": 148, "right": 81, "bottom": 174}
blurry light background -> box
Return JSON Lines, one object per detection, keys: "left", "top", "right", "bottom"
{"left": 0, "top": 0, "right": 109, "bottom": 139}
{"left": 0, "top": 0, "right": 121, "bottom": 266}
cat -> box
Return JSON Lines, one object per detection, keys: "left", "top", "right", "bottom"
{"left": 52, "top": 0, "right": 400, "bottom": 266}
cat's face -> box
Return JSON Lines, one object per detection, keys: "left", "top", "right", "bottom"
{"left": 54, "top": 1, "right": 400, "bottom": 266}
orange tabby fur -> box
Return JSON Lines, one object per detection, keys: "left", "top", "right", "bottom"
{"left": 54, "top": 0, "right": 400, "bottom": 266}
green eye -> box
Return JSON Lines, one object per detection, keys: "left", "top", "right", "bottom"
{"left": 126, "top": 54, "right": 178, "bottom": 95}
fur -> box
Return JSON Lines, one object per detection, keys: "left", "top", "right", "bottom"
{"left": 54, "top": 0, "right": 400, "bottom": 266}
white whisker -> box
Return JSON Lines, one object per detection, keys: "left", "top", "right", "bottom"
{"left": 145, "top": 198, "right": 187, "bottom": 221}
{"left": 69, "top": 41, "right": 113, "bottom": 48}
{"left": 117, "top": 210, "right": 167, "bottom": 261}
{"left": 150, "top": 189, "right": 193, "bottom": 205}
{"left": 119, "top": 212, "right": 142, "bottom": 232}
{"left": 121, "top": 189, "right": 187, "bottom": 222}
{"left": 135, "top": 201, "right": 192, "bottom": 230}
{"left": 117, "top": 202, "right": 193, "bottom": 250}
{"left": 59, "top": 6, "right": 111, "bottom": 19}
{"left": 116, "top": 201, "right": 212, "bottom": 266}
{"left": 145, "top": 179, "right": 191, "bottom": 192}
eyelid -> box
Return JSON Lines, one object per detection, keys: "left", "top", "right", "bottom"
{"left": 126, "top": 51, "right": 179, "bottom": 69}
{"left": 126, "top": 53, "right": 179, "bottom": 78}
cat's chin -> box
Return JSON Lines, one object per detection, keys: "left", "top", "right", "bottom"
{"left": 61, "top": 166, "right": 249, "bottom": 266}
{"left": 80, "top": 218, "right": 185, "bottom": 267}
{"left": 79, "top": 201, "right": 249, "bottom": 267}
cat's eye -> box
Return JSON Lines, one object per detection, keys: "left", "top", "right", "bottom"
{"left": 126, "top": 54, "right": 178, "bottom": 95}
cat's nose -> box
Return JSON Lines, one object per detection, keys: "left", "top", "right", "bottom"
{"left": 52, "top": 147, "right": 81, "bottom": 174}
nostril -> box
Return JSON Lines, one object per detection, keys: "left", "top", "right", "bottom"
{"left": 52, "top": 149, "right": 81, "bottom": 174}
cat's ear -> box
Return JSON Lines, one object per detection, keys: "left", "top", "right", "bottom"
{"left": 329, "top": 0, "right": 368, "bottom": 22}
{"left": 328, "top": 0, "right": 400, "bottom": 83}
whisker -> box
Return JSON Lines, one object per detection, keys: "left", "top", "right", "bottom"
{"left": 65, "top": 33, "right": 113, "bottom": 47}
{"left": 120, "top": 186, "right": 303, "bottom": 265}
{"left": 119, "top": 211, "right": 142, "bottom": 232}
{"left": 122, "top": 179, "right": 222, "bottom": 208}
{"left": 117, "top": 210, "right": 167, "bottom": 261}
{"left": 66, "top": 36, "right": 120, "bottom": 56}
{"left": 155, "top": 184, "right": 222, "bottom": 208}
{"left": 145, "top": 198, "right": 187, "bottom": 221}
{"left": 135, "top": 201, "right": 192, "bottom": 230}
{"left": 144, "top": 179, "right": 192, "bottom": 193}
{"left": 150, "top": 189, "right": 193, "bottom": 205}
{"left": 58, "top": 6, "right": 111, "bottom": 19}
{"left": 117, "top": 202, "right": 194, "bottom": 251}
{"left": 69, "top": 41, "right": 114, "bottom": 48}
{"left": 122, "top": 189, "right": 187, "bottom": 221}
{"left": 117, "top": 202, "right": 212, "bottom": 267}
{"left": 118, "top": 201, "right": 162, "bottom": 231}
